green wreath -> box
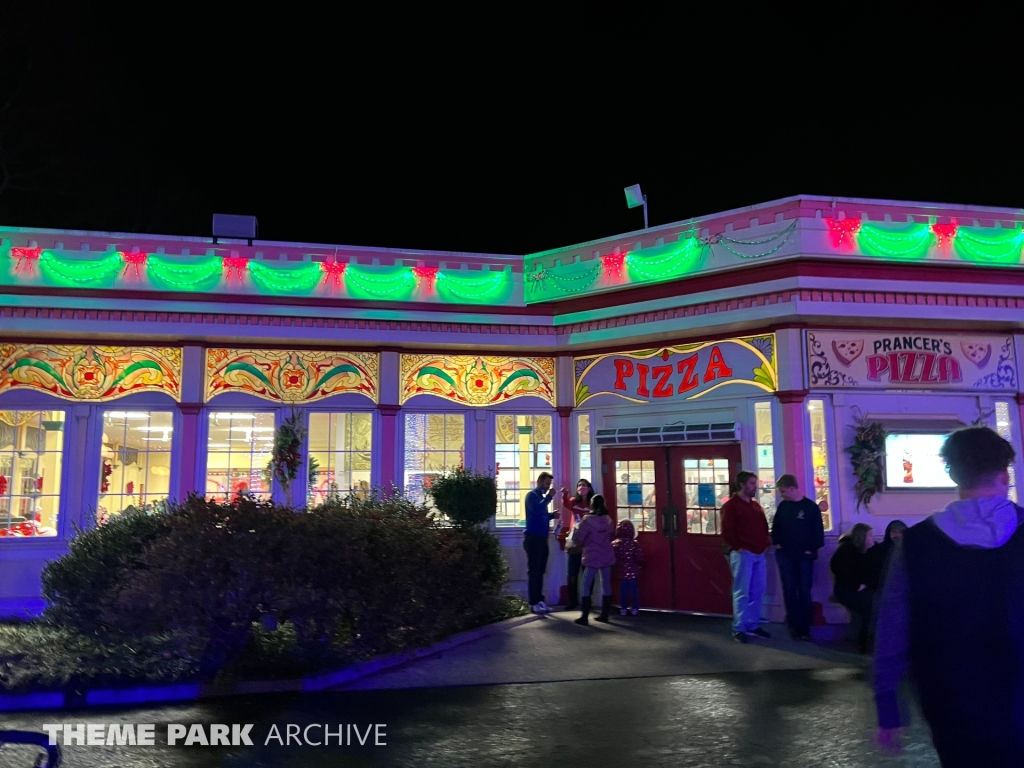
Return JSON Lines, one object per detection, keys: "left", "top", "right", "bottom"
{"left": 845, "top": 421, "right": 886, "bottom": 510}
{"left": 268, "top": 409, "right": 308, "bottom": 492}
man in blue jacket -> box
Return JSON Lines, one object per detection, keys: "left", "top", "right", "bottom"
{"left": 771, "top": 474, "right": 825, "bottom": 641}
{"left": 874, "top": 427, "right": 1024, "bottom": 765}
{"left": 523, "top": 472, "right": 558, "bottom": 613}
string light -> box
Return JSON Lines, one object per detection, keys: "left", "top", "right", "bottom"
{"left": 39, "top": 251, "right": 123, "bottom": 284}
{"left": 436, "top": 269, "right": 509, "bottom": 302}
{"left": 857, "top": 223, "right": 933, "bottom": 260}
{"left": 824, "top": 218, "right": 862, "bottom": 247}
{"left": 148, "top": 256, "right": 223, "bottom": 288}
{"left": 320, "top": 260, "right": 347, "bottom": 288}
{"left": 120, "top": 251, "right": 148, "bottom": 278}
{"left": 345, "top": 265, "right": 416, "bottom": 298}
{"left": 930, "top": 223, "right": 958, "bottom": 249}
{"left": 249, "top": 261, "right": 322, "bottom": 293}
{"left": 625, "top": 237, "right": 703, "bottom": 280}
{"left": 412, "top": 266, "right": 439, "bottom": 293}
{"left": 223, "top": 256, "right": 249, "bottom": 280}
{"left": 9, "top": 246, "right": 42, "bottom": 273}
{"left": 953, "top": 227, "right": 1024, "bottom": 264}
{"left": 716, "top": 222, "right": 797, "bottom": 260}
{"left": 601, "top": 253, "right": 627, "bottom": 280}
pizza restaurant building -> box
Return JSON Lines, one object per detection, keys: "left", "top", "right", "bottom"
{"left": 2, "top": 194, "right": 1023, "bottom": 626}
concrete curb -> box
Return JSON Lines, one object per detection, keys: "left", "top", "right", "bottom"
{"left": 0, "top": 613, "right": 541, "bottom": 712}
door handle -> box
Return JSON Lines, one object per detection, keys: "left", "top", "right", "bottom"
{"left": 661, "top": 505, "right": 680, "bottom": 539}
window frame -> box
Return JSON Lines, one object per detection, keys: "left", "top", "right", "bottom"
{"left": 806, "top": 395, "right": 837, "bottom": 532}
{"left": 303, "top": 407, "right": 377, "bottom": 507}
{"left": 493, "top": 412, "right": 556, "bottom": 529}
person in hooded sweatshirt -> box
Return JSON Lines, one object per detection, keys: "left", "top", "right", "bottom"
{"left": 874, "top": 426, "right": 1024, "bottom": 766}
{"left": 573, "top": 494, "right": 616, "bottom": 625}
{"left": 612, "top": 518, "right": 645, "bottom": 616}
{"left": 559, "top": 479, "right": 594, "bottom": 610}
{"left": 864, "top": 519, "right": 907, "bottom": 592}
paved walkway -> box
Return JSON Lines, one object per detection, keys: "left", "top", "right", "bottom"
{"left": 339, "top": 611, "right": 865, "bottom": 690}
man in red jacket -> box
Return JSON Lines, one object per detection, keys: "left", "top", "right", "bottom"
{"left": 721, "top": 470, "right": 772, "bottom": 643}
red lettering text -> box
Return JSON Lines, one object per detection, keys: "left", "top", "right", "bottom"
{"left": 677, "top": 355, "right": 699, "bottom": 393}
{"left": 652, "top": 365, "right": 673, "bottom": 398}
{"left": 703, "top": 346, "right": 734, "bottom": 383}
{"left": 613, "top": 359, "right": 633, "bottom": 391}
{"left": 920, "top": 352, "right": 939, "bottom": 383}
{"left": 636, "top": 364, "right": 650, "bottom": 397}
{"left": 866, "top": 355, "right": 889, "bottom": 381}
{"left": 938, "top": 356, "right": 962, "bottom": 383}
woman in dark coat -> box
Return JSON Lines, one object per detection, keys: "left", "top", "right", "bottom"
{"left": 830, "top": 522, "right": 875, "bottom": 652}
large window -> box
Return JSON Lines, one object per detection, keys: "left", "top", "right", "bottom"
{"left": 205, "top": 412, "right": 275, "bottom": 501}
{"left": 995, "top": 401, "right": 1018, "bottom": 504}
{"left": 754, "top": 401, "right": 776, "bottom": 524}
{"left": 0, "top": 410, "right": 63, "bottom": 537}
{"left": 808, "top": 399, "right": 833, "bottom": 530}
{"left": 578, "top": 414, "right": 591, "bottom": 480}
{"left": 99, "top": 411, "right": 173, "bottom": 521}
{"left": 495, "top": 414, "right": 553, "bottom": 527}
{"left": 308, "top": 412, "right": 373, "bottom": 505}
{"left": 403, "top": 413, "right": 464, "bottom": 506}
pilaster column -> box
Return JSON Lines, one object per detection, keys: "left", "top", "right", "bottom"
{"left": 177, "top": 403, "right": 203, "bottom": 500}
{"left": 378, "top": 404, "right": 402, "bottom": 495}
{"left": 776, "top": 389, "right": 810, "bottom": 492}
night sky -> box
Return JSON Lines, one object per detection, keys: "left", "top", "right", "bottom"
{"left": 1, "top": 6, "right": 1018, "bottom": 255}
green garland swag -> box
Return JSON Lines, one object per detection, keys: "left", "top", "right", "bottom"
{"left": 268, "top": 409, "right": 308, "bottom": 491}
{"left": 845, "top": 421, "right": 886, "bottom": 510}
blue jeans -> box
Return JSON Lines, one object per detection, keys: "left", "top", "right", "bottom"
{"left": 582, "top": 565, "right": 611, "bottom": 597}
{"left": 523, "top": 534, "right": 549, "bottom": 605}
{"left": 729, "top": 550, "right": 766, "bottom": 633}
{"left": 620, "top": 578, "right": 639, "bottom": 610}
{"left": 776, "top": 551, "right": 814, "bottom": 636}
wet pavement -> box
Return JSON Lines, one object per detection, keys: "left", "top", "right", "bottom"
{"left": 0, "top": 614, "right": 940, "bottom": 766}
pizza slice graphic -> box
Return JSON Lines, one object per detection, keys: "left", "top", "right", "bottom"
{"left": 960, "top": 341, "right": 992, "bottom": 368}
{"left": 832, "top": 339, "right": 864, "bottom": 366}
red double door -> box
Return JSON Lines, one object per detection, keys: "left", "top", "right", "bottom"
{"left": 602, "top": 444, "right": 741, "bottom": 614}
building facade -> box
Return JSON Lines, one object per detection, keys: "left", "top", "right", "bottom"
{"left": 2, "top": 195, "right": 1023, "bottom": 623}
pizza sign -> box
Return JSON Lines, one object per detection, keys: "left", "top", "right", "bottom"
{"left": 807, "top": 331, "right": 1016, "bottom": 390}
{"left": 575, "top": 335, "right": 777, "bottom": 407}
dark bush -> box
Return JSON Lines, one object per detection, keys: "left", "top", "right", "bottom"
{"left": 427, "top": 466, "right": 499, "bottom": 527}
{"left": 41, "top": 491, "right": 509, "bottom": 675}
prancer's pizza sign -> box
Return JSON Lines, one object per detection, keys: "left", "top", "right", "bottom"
{"left": 807, "top": 331, "right": 1017, "bottom": 390}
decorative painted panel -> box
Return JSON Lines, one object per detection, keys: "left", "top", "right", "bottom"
{"left": 205, "top": 349, "right": 378, "bottom": 403}
{"left": 400, "top": 355, "right": 556, "bottom": 406}
{"left": 574, "top": 335, "right": 776, "bottom": 407}
{"left": 0, "top": 345, "right": 181, "bottom": 401}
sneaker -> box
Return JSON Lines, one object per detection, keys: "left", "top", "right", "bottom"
{"left": 537, "top": 601, "right": 553, "bottom": 613}
{"left": 631, "top": 608, "right": 639, "bottom": 616}
{"left": 748, "top": 628, "right": 771, "bottom": 639}
{"left": 531, "top": 604, "right": 546, "bottom": 614}
{"left": 620, "top": 608, "right": 628, "bottom": 616}
{"left": 733, "top": 632, "right": 748, "bottom": 643}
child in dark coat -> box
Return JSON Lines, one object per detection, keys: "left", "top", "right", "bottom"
{"left": 613, "top": 519, "right": 645, "bottom": 616}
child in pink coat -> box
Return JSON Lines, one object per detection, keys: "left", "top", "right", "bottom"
{"left": 613, "top": 519, "right": 645, "bottom": 615}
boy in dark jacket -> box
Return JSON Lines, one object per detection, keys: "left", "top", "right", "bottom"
{"left": 874, "top": 427, "right": 1024, "bottom": 765}
{"left": 612, "top": 519, "right": 645, "bottom": 616}
{"left": 771, "top": 474, "right": 825, "bottom": 640}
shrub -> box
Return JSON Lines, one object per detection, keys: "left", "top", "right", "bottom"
{"left": 41, "top": 490, "right": 509, "bottom": 676}
{"left": 427, "top": 466, "right": 499, "bottom": 527}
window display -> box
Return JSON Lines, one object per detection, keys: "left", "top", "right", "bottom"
{"left": 884, "top": 433, "right": 955, "bottom": 490}
{"left": 0, "top": 410, "right": 63, "bottom": 537}
{"left": 494, "top": 414, "right": 553, "bottom": 526}
{"left": 808, "top": 400, "right": 833, "bottom": 530}
{"left": 205, "top": 412, "right": 275, "bottom": 501}
{"left": 404, "top": 413, "right": 464, "bottom": 506}
{"left": 754, "top": 402, "right": 776, "bottom": 524}
{"left": 98, "top": 411, "right": 173, "bottom": 520}
{"left": 307, "top": 412, "right": 373, "bottom": 505}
